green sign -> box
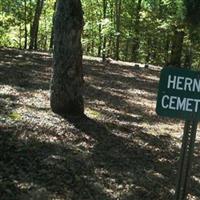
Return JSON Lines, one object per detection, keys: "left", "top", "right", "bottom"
{"left": 156, "top": 67, "right": 200, "bottom": 120}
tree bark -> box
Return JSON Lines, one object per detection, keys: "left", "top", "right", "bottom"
{"left": 169, "top": 30, "right": 184, "bottom": 67}
{"left": 24, "top": 0, "right": 28, "bottom": 49}
{"left": 164, "top": 34, "right": 170, "bottom": 65}
{"left": 131, "top": 0, "right": 142, "bottom": 62}
{"left": 98, "top": 24, "right": 102, "bottom": 57}
{"left": 19, "top": 24, "right": 22, "bottom": 49}
{"left": 102, "top": 0, "right": 107, "bottom": 61}
{"left": 125, "top": 38, "right": 129, "bottom": 61}
{"left": 29, "top": 0, "right": 44, "bottom": 50}
{"left": 145, "top": 37, "right": 151, "bottom": 63}
{"left": 115, "top": 0, "right": 121, "bottom": 60}
{"left": 50, "top": 0, "right": 84, "bottom": 116}
{"left": 49, "top": 1, "right": 56, "bottom": 50}
{"left": 184, "top": 46, "right": 193, "bottom": 69}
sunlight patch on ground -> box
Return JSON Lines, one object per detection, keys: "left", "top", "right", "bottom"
{"left": 0, "top": 85, "right": 20, "bottom": 95}
{"left": 85, "top": 107, "right": 102, "bottom": 120}
{"left": 1, "top": 49, "right": 200, "bottom": 200}
{"left": 141, "top": 74, "right": 160, "bottom": 82}
{"left": 140, "top": 121, "right": 183, "bottom": 138}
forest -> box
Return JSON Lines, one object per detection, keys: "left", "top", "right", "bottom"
{"left": 1, "top": 0, "right": 200, "bottom": 200}
{"left": 1, "top": 0, "right": 200, "bottom": 67}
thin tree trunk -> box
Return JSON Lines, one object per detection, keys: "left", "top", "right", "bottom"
{"left": 131, "top": 0, "right": 142, "bottom": 62}
{"left": 184, "top": 46, "right": 193, "bottom": 69}
{"left": 102, "top": 0, "right": 107, "bottom": 61}
{"left": 102, "top": 37, "right": 106, "bottom": 61}
{"left": 43, "top": 9, "right": 47, "bottom": 50}
{"left": 125, "top": 38, "right": 129, "bottom": 61}
{"left": 49, "top": 26, "right": 54, "bottom": 50}
{"left": 24, "top": 0, "right": 28, "bottom": 49}
{"left": 86, "top": 45, "right": 90, "bottom": 54}
{"left": 91, "top": 37, "right": 94, "bottom": 55}
{"left": 98, "top": 24, "right": 102, "bottom": 57}
{"left": 145, "top": 37, "right": 151, "bottom": 63}
{"left": 29, "top": 0, "right": 44, "bottom": 50}
{"left": 50, "top": 0, "right": 84, "bottom": 116}
{"left": 164, "top": 34, "right": 170, "bottom": 65}
{"left": 108, "top": 0, "right": 114, "bottom": 58}
{"left": 49, "top": 1, "right": 56, "bottom": 50}
{"left": 19, "top": 24, "right": 22, "bottom": 49}
{"left": 107, "top": 36, "right": 112, "bottom": 57}
{"left": 151, "top": 37, "right": 157, "bottom": 61}
{"left": 115, "top": 0, "right": 121, "bottom": 60}
{"left": 169, "top": 30, "right": 185, "bottom": 67}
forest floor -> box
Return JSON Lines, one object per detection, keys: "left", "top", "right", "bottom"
{"left": 0, "top": 47, "right": 200, "bottom": 200}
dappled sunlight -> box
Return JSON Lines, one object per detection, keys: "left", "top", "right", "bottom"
{"left": 1, "top": 48, "right": 200, "bottom": 199}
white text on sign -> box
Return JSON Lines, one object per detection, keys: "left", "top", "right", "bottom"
{"left": 161, "top": 75, "right": 200, "bottom": 113}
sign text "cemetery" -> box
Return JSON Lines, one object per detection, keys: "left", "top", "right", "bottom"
{"left": 156, "top": 67, "right": 200, "bottom": 120}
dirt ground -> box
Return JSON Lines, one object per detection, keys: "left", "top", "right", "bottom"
{"left": 0, "top": 48, "right": 200, "bottom": 200}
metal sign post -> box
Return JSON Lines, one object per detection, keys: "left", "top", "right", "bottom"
{"left": 175, "top": 120, "right": 198, "bottom": 200}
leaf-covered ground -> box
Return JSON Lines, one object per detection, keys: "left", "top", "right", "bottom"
{"left": 0, "top": 48, "right": 200, "bottom": 200}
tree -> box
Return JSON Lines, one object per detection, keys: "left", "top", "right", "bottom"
{"left": 169, "top": 29, "right": 185, "bottom": 67}
{"left": 131, "top": 0, "right": 142, "bottom": 62}
{"left": 115, "top": 0, "right": 121, "bottom": 60}
{"left": 49, "top": 1, "right": 56, "bottom": 50}
{"left": 29, "top": 0, "right": 45, "bottom": 50}
{"left": 102, "top": 0, "right": 107, "bottom": 61}
{"left": 24, "top": 0, "right": 28, "bottom": 49}
{"left": 183, "top": 0, "right": 200, "bottom": 68}
{"left": 50, "top": 0, "right": 84, "bottom": 116}
{"left": 1, "top": 0, "right": 200, "bottom": 68}
{"left": 184, "top": 0, "right": 200, "bottom": 27}
{"left": 169, "top": 0, "right": 200, "bottom": 68}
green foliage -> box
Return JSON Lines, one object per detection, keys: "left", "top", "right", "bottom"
{"left": 184, "top": 0, "right": 200, "bottom": 26}
{"left": 37, "top": 0, "right": 54, "bottom": 50}
{"left": 0, "top": 0, "right": 199, "bottom": 68}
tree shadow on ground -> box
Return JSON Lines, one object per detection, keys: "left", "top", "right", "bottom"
{"left": 1, "top": 115, "right": 200, "bottom": 199}
{"left": 66, "top": 115, "right": 200, "bottom": 199}
{"left": 83, "top": 60, "right": 160, "bottom": 94}
{"left": 0, "top": 48, "right": 51, "bottom": 90}
{"left": 84, "top": 83, "right": 179, "bottom": 125}
{"left": 0, "top": 125, "right": 112, "bottom": 200}
{"left": 0, "top": 93, "right": 20, "bottom": 117}
{"left": 65, "top": 115, "right": 179, "bottom": 199}
{"left": 1, "top": 48, "right": 200, "bottom": 199}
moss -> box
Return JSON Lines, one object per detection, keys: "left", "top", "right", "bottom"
{"left": 85, "top": 108, "right": 102, "bottom": 119}
{"left": 9, "top": 111, "right": 22, "bottom": 121}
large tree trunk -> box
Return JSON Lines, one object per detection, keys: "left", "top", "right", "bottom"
{"left": 50, "top": 0, "right": 84, "bottom": 116}
{"left": 169, "top": 30, "right": 184, "bottom": 67}
{"left": 29, "top": 0, "right": 44, "bottom": 50}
